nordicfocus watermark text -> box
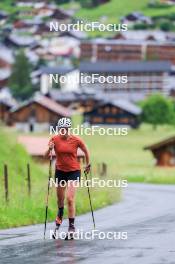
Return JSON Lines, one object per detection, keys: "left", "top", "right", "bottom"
{"left": 50, "top": 125, "right": 128, "bottom": 136}
{"left": 50, "top": 74, "right": 128, "bottom": 85}
{"left": 50, "top": 21, "right": 127, "bottom": 32}
{"left": 49, "top": 178, "right": 128, "bottom": 188}
{"left": 50, "top": 229, "right": 128, "bottom": 240}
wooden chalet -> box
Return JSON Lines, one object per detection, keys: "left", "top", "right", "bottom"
{"left": 83, "top": 99, "right": 141, "bottom": 128}
{"left": 10, "top": 94, "right": 72, "bottom": 132}
{"left": 50, "top": 8, "right": 72, "bottom": 21}
{"left": 144, "top": 136, "right": 175, "bottom": 166}
{"left": 0, "top": 100, "right": 11, "bottom": 124}
{"left": 121, "top": 12, "right": 152, "bottom": 25}
{"left": 48, "top": 90, "right": 101, "bottom": 112}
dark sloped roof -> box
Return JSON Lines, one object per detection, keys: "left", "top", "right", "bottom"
{"left": 11, "top": 94, "right": 72, "bottom": 117}
{"left": 80, "top": 61, "right": 171, "bottom": 73}
{"left": 48, "top": 90, "right": 77, "bottom": 102}
{"left": 0, "top": 99, "right": 13, "bottom": 108}
{"left": 40, "top": 65, "right": 75, "bottom": 75}
{"left": 59, "top": 29, "right": 87, "bottom": 39}
{"left": 7, "top": 34, "right": 36, "bottom": 46}
{"left": 110, "top": 99, "right": 141, "bottom": 115}
{"left": 144, "top": 136, "right": 175, "bottom": 151}
{"left": 84, "top": 99, "right": 141, "bottom": 115}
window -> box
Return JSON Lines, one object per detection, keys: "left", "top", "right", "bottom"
{"left": 92, "top": 117, "right": 103, "bottom": 123}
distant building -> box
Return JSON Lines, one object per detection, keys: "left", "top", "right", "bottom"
{"left": 18, "top": 135, "right": 85, "bottom": 163}
{"left": 10, "top": 94, "right": 72, "bottom": 132}
{"left": 0, "top": 11, "right": 8, "bottom": 25}
{"left": 59, "top": 29, "right": 87, "bottom": 40}
{"left": 144, "top": 136, "right": 175, "bottom": 166}
{"left": 4, "top": 34, "right": 36, "bottom": 48}
{"left": 0, "top": 69, "right": 11, "bottom": 88}
{"left": 113, "top": 30, "right": 170, "bottom": 42}
{"left": 161, "top": 0, "right": 175, "bottom": 4}
{"left": 80, "top": 39, "right": 175, "bottom": 65}
{"left": 0, "top": 88, "right": 17, "bottom": 124}
{"left": 0, "top": 100, "right": 12, "bottom": 124}
{"left": 79, "top": 60, "right": 171, "bottom": 99}
{"left": 34, "top": 65, "right": 78, "bottom": 95}
{"left": 81, "top": 39, "right": 143, "bottom": 61}
{"left": 83, "top": 99, "right": 142, "bottom": 128}
{"left": 49, "top": 8, "right": 72, "bottom": 21}
{"left": 0, "top": 47, "right": 14, "bottom": 88}
{"left": 48, "top": 89, "right": 102, "bottom": 112}
{"left": 121, "top": 12, "right": 153, "bottom": 26}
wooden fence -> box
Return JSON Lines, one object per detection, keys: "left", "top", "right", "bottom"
{"left": 2, "top": 163, "right": 31, "bottom": 204}
{"left": 2, "top": 162, "right": 107, "bottom": 204}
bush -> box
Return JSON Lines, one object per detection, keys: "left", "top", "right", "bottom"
{"left": 133, "top": 23, "right": 150, "bottom": 30}
{"left": 160, "top": 21, "right": 171, "bottom": 31}
{"left": 148, "top": 0, "right": 170, "bottom": 8}
{"left": 140, "top": 94, "right": 175, "bottom": 129}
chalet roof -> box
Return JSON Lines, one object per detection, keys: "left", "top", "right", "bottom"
{"left": 18, "top": 135, "right": 85, "bottom": 157}
{"left": 11, "top": 94, "right": 72, "bottom": 117}
{"left": 85, "top": 99, "right": 141, "bottom": 115}
{"left": 80, "top": 60, "right": 171, "bottom": 73}
{"left": 109, "top": 99, "right": 141, "bottom": 115}
{"left": 51, "top": 8, "right": 72, "bottom": 19}
{"left": 23, "top": 18, "right": 43, "bottom": 26}
{"left": 6, "top": 34, "right": 36, "bottom": 47}
{"left": 0, "top": 87, "right": 17, "bottom": 106}
{"left": 0, "top": 99, "right": 13, "bottom": 108}
{"left": 59, "top": 29, "right": 87, "bottom": 40}
{"left": 0, "top": 11, "right": 8, "bottom": 19}
{"left": 81, "top": 38, "right": 175, "bottom": 46}
{"left": 48, "top": 90, "right": 77, "bottom": 102}
{"left": 48, "top": 89, "right": 102, "bottom": 103}
{"left": 144, "top": 136, "right": 175, "bottom": 151}
{"left": 114, "top": 30, "right": 168, "bottom": 42}
{"left": 0, "top": 69, "right": 11, "bottom": 81}
{"left": 0, "top": 46, "right": 14, "bottom": 64}
{"left": 40, "top": 65, "right": 75, "bottom": 75}
{"left": 121, "top": 12, "right": 152, "bottom": 23}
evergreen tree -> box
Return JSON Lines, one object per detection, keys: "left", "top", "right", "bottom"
{"left": 9, "top": 50, "right": 33, "bottom": 100}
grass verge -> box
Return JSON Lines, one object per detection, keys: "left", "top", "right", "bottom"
{"left": 0, "top": 125, "right": 121, "bottom": 229}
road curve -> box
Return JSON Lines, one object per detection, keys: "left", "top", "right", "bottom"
{"left": 1, "top": 183, "right": 175, "bottom": 264}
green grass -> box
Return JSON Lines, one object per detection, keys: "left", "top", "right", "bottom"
{"left": 1, "top": 0, "right": 175, "bottom": 36}
{"left": 0, "top": 0, "right": 32, "bottom": 14}
{"left": 81, "top": 123, "right": 175, "bottom": 185}
{"left": 60, "top": 0, "right": 175, "bottom": 36}
{"left": 1, "top": 117, "right": 175, "bottom": 229}
{"left": 73, "top": 114, "right": 175, "bottom": 185}
{"left": 2, "top": 0, "right": 175, "bottom": 23}
{"left": 74, "top": 0, "right": 175, "bottom": 22}
{"left": 0, "top": 125, "right": 121, "bottom": 229}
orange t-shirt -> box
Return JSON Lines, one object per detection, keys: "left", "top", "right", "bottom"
{"left": 49, "top": 135, "right": 86, "bottom": 172}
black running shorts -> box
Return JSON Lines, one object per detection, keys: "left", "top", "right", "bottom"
{"left": 55, "top": 169, "right": 81, "bottom": 185}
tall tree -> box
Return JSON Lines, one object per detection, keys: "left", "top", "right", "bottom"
{"left": 9, "top": 50, "right": 33, "bottom": 100}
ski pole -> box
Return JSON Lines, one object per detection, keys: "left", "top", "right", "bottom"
{"left": 44, "top": 150, "right": 52, "bottom": 239}
{"left": 84, "top": 169, "right": 96, "bottom": 229}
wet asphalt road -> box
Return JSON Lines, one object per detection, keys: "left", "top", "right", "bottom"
{"left": 1, "top": 183, "right": 175, "bottom": 264}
